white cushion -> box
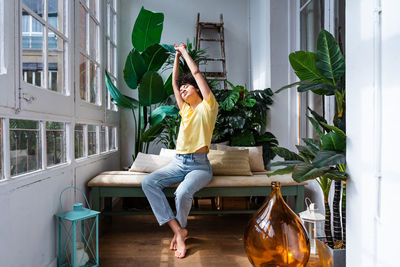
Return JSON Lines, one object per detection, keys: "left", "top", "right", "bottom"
{"left": 159, "top": 148, "right": 177, "bottom": 158}
{"left": 216, "top": 144, "right": 265, "bottom": 172}
{"left": 129, "top": 152, "right": 173, "bottom": 173}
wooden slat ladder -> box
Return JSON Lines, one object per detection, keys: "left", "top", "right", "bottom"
{"left": 195, "top": 13, "right": 227, "bottom": 89}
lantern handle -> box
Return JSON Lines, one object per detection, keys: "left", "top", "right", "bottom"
{"left": 304, "top": 197, "right": 312, "bottom": 210}
{"left": 59, "top": 186, "right": 91, "bottom": 212}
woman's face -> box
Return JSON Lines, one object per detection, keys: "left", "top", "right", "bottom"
{"left": 180, "top": 84, "right": 200, "bottom": 101}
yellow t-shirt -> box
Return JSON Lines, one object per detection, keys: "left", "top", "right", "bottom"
{"left": 175, "top": 91, "right": 219, "bottom": 154}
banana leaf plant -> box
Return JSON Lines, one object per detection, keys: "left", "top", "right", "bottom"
{"left": 213, "top": 81, "right": 278, "bottom": 167}
{"left": 272, "top": 29, "right": 347, "bottom": 249}
{"left": 105, "top": 7, "right": 179, "bottom": 159}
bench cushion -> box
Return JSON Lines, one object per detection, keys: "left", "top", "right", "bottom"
{"left": 87, "top": 171, "right": 306, "bottom": 187}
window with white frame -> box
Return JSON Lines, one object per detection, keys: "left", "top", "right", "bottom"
{"left": 74, "top": 124, "right": 85, "bottom": 159}
{"left": 87, "top": 125, "right": 97, "bottom": 155}
{"left": 46, "top": 121, "right": 66, "bottom": 166}
{"left": 108, "top": 126, "right": 116, "bottom": 151}
{"left": 105, "top": 0, "right": 117, "bottom": 110}
{"left": 100, "top": 125, "right": 106, "bottom": 152}
{"left": 0, "top": 118, "right": 3, "bottom": 180}
{"left": 21, "top": 0, "right": 67, "bottom": 94}
{"left": 0, "top": 0, "right": 5, "bottom": 75}
{"left": 79, "top": 0, "right": 101, "bottom": 105}
{"left": 10, "top": 119, "right": 42, "bottom": 177}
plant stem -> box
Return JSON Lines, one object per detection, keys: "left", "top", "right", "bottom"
{"left": 342, "top": 181, "right": 346, "bottom": 248}
{"left": 324, "top": 200, "right": 334, "bottom": 248}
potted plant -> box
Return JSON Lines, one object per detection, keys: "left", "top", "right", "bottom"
{"left": 213, "top": 81, "right": 278, "bottom": 167}
{"left": 269, "top": 29, "right": 347, "bottom": 266}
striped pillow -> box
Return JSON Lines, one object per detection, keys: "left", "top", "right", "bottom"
{"left": 216, "top": 144, "right": 265, "bottom": 172}
{"left": 129, "top": 152, "right": 173, "bottom": 173}
{"left": 208, "top": 149, "right": 253, "bottom": 176}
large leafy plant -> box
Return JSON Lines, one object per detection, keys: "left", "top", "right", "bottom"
{"left": 271, "top": 29, "right": 347, "bottom": 249}
{"left": 105, "top": 7, "right": 179, "bottom": 159}
{"left": 213, "top": 81, "right": 278, "bottom": 167}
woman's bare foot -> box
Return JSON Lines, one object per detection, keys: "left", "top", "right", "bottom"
{"left": 174, "top": 228, "right": 188, "bottom": 258}
{"left": 170, "top": 228, "right": 188, "bottom": 251}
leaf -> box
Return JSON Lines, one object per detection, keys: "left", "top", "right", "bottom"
{"left": 320, "top": 122, "right": 346, "bottom": 137}
{"left": 316, "top": 29, "right": 345, "bottom": 80}
{"left": 150, "top": 105, "right": 179, "bottom": 126}
{"left": 324, "top": 170, "right": 348, "bottom": 181}
{"left": 271, "top": 147, "right": 303, "bottom": 161}
{"left": 243, "top": 98, "right": 256, "bottom": 107}
{"left": 267, "top": 166, "right": 294, "bottom": 177}
{"left": 163, "top": 74, "right": 173, "bottom": 96}
{"left": 306, "top": 115, "right": 323, "bottom": 138}
{"left": 269, "top": 160, "right": 304, "bottom": 167}
{"left": 141, "top": 44, "right": 169, "bottom": 71}
{"left": 138, "top": 71, "right": 166, "bottom": 106}
{"left": 105, "top": 71, "right": 138, "bottom": 109}
{"left": 132, "top": 7, "right": 164, "bottom": 52}
{"left": 292, "top": 163, "right": 330, "bottom": 183}
{"left": 123, "top": 48, "right": 147, "bottom": 89}
{"left": 308, "top": 107, "right": 327, "bottom": 125}
{"left": 296, "top": 145, "right": 317, "bottom": 158}
{"left": 289, "top": 51, "right": 327, "bottom": 81}
{"left": 312, "top": 150, "right": 346, "bottom": 167}
{"left": 275, "top": 79, "right": 314, "bottom": 93}
{"left": 231, "top": 131, "right": 255, "bottom": 146}
{"left": 297, "top": 83, "right": 337, "bottom": 95}
{"left": 302, "top": 138, "right": 320, "bottom": 152}
{"left": 160, "top": 44, "right": 175, "bottom": 53}
{"left": 140, "top": 123, "right": 164, "bottom": 143}
{"left": 321, "top": 131, "right": 346, "bottom": 152}
{"left": 221, "top": 87, "right": 240, "bottom": 111}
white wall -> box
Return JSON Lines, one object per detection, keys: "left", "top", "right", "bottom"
{"left": 347, "top": 0, "right": 400, "bottom": 266}
{"left": 119, "top": 0, "right": 250, "bottom": 167}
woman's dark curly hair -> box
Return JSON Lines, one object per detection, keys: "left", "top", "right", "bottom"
{"left": 177, "top": 73, "right": 205, "bottom": 99}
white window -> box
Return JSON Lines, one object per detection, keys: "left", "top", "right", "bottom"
{"left": 105, "top": 0, "right": 117, "bottom": 110}
{"left": 74, "top": 124, "right": 85, "bottom": 159}
{"left": 78, "top": 0, "right": 101, "bottom": 105}
{"left": 100, "top": 125, "right": 106, "bottom": 153}
{"left": 22, "top": 0, "right": 67, "bottom": 94}
{"left": 108, "top": 126, "right": 117, "bottom": 151}
{"left": 0, "top": 118, "right": 3, "bottom": 180}
{"left": 10, "top": 119, "right": 41, "bottom": 177}
{"left": 46, "top": 121, "right": 66, "bottom": 166}
{"left": 87, "top": 125, "right": 97, "bottom": 155}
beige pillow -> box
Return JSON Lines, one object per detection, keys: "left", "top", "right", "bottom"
{"left": 129, "top": 152, "right": 173, "bottom": 173}
{"left": 159, "top": 148, "right": 177, "bottom": 158}
{"left": 208, "top": 149, "right": 253, "bottom": 176}
{"left": 216, "top": 144, "right": 265, "bottom": 172}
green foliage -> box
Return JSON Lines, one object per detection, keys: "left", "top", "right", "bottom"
{"left": 214, "top": 82, "right": 278, "bottom": 166}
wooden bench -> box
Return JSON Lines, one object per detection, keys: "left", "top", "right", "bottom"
{"left": 88, "top": 171, "right": 306, "bottom": 216}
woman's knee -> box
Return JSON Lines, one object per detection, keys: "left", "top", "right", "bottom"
{"left": 175, "top": 188, "right": 193, "bottom": 202}
{"left": 142, "top": 175, "right": 157, "bottom": 191}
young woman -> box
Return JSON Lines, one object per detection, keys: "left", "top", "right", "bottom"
{"left": 141, "top": 43, "right": 219, "bottom": 258}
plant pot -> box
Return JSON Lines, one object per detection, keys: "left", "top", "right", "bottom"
{"left": 328, "top": 247, "right": 346, "bottom": 267}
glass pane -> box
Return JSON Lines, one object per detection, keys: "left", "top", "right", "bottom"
{"left": 112, "top": 13, "right": 117, "bottom": 43}
{"left": 0, "top": 119, "right": 3, "bottom": 179}
{"left": 48, "top": 0, "right": 63, "bottom": 33}
{"left": 106, "top": 40, "right": 110, "bottom": 72}
{"left": 46, "top": 122, "right": 66, "bottom": 167}
{"left": 89, "top": 0, "right": 98, "bottom": 18}
{"left": 300, "top": 0, "right": 322, "bottom": 51}
{"left": 22, "top": 0, "right": 44, "bottom": 17}
{"left": 89, "top": 60, "right": 98, "bottom": 104}
{"left": 108, "top": 127, "right": 116, "bottom": 150}
{"left": 106, "top": 4, "right": 110, "bottom": 37}
{"left": 100, "top": 126, "right": 106, "bottom": 152}
{"left": 110, "top": 44, "right": 114, "bottom": 76}
{"left": 79, "top": 54, "right": 87, "bottom": 100}
{"left": 74, "top": 124, "right": 84, "bottom": 159}
{"left": 79, "top": 3, "right": 87, "bottom": 51}
{"left": 22, "top": 15, "right": 44, "bottom": 88}
{"left": 112, "top": 45, "right": 116, "bottom": 77}
{"left": 88, "top": 125, "right": 97, "bottom": 155}
{"left": 10, "top": 119, "right": 41, "bottom": 177}
{"left": 74, "top": 124, "right": 85, "bottom": 159}
{"left": 89, "top": 17, "right": 98, "bottom": 60}
{"left": 110, "top": 12, "right": 114, "bottom": 43}
{"left": 48, "top": 30, "right": 64, "bottom": 93}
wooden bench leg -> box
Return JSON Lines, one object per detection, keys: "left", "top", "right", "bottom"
{"left": 104, "top": 197, "right": 112, "bottom": 223}
{"left": 295, "top": 186, "right": 305, "bottom": 214}
{"left": 91, "top": 187, "right": 100, "bottom": 211}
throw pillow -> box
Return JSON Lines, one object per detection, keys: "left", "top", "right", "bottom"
{"left": 208, "top": 149, "right": 253, "bottom": 176}
{"left": 216, "top": 144, "right": 265, "bottom": 172}
{"left": 159, "top": 148, "right": 177, "bottom": 158}
{"left": 129, "top": 152, "right": 173, "bottom": 173}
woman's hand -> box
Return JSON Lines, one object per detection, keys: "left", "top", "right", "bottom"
{"left": 174, "top": 43, "right": 187, "bottom": 55}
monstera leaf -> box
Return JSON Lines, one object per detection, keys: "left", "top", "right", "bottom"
{"left": 138, "top": 71, "right": 166, "bottom": 106}
{"left": 123, "top": 48, "right": 147, "bottom": 89}
{"left": 131, "top": 7, "right": 164, "bottom": 52}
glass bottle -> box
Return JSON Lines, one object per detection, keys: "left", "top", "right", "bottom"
{"left": 244, "top": 181, "right": 310, "bottom": 267}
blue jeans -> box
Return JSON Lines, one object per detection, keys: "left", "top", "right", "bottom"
{"left": 141, "top": 153, "right": 212, "bottom": 228}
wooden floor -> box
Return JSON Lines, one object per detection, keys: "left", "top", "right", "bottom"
{"left": 99, "top": 213, "right": 253, "bottom": 267}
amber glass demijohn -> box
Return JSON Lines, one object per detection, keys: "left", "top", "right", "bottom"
{"left": 244, "top": 181, "right": 310, "bottom": 267}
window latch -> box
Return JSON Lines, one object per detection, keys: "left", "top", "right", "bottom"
{"left": 22, "top": 93, "right": 36, "bottom": 103}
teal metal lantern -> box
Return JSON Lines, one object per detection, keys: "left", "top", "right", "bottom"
{"left": 56, "top": 187, "right": 100, "bottom": 267}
